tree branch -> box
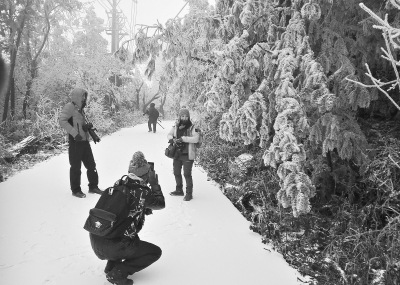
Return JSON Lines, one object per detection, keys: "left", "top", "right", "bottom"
{"left": 33, "top": 8, "right": 51, "bottom": 62}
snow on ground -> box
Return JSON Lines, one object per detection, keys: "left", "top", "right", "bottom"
{"left": 0, "top": 121, "right": 304, "bottom": 285}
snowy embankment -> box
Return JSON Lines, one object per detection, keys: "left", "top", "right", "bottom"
{"left": 0, "top": 121, "right": 304, "bottom": 285}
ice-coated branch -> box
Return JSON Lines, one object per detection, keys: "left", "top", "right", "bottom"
{"left": 346, "top": 3, "right": 400, "bottom": 111}
{"left": 364, "top": 64, "right": 400, "bottom": 111}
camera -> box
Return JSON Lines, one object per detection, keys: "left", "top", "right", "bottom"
{"left": 148, "top": 162, "right": 154, "bottom": 171}
{"left": 83, "top": 116, "right": 101, "bottom": 144}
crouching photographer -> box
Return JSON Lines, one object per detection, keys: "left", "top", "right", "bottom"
{"left": 86, "top": 151, "right": 165, "bottom": 285}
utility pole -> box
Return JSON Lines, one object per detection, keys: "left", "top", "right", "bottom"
{"left": 111, "top": 0, "right": 118, "bottom": 53}
{"left": 102, "top": 0, "right": 131, "bottom": 53}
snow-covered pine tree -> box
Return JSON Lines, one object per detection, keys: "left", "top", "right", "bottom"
{"left": 130, "top": 0, "right": 393, "bottom": 217}
{"left": 212, "top": 0, "right": 382, "bottom": 216}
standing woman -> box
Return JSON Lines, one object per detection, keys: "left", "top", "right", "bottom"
{"left": 167, "top": 108, "right": 199, "bottom": 201}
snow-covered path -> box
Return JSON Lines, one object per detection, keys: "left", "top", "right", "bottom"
{"left": 0, "top": 122, "right": 302, "bottom": 285}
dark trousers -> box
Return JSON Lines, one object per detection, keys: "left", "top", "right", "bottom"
{"left": 90, "top": 234, "right": 162, "bottom": 277}
{"left": 148, "top": 121, "right": 156, "bottom": 132}
{"left": 68, "top": 140, "right": 98, "bottom": 193}
{"left": 173, "top": 154, "right": 194, "bottom": 193}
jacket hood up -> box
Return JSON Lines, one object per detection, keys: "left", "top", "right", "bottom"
{"left": 70, "top": 88, "right": 87, "bottom": 109}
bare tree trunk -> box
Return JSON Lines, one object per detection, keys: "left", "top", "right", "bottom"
{"left": 142, "top": 91, "right": 161, "bottom": 113}
{"left": 23, "top": 7, "right": 50, "bottom": 118}
{"left": 159, "top": 93, "right": 166, "bottom": 118}
{"left": 2, "top": 3, "right": 28, "bottom": 122}
{"left": 10, "top": 77, "right": 15, "bottom": 117}
{"left": 135, "top": 82, "right": 144, "bottom": 110}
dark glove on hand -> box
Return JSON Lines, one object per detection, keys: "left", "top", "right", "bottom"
{"left": 148, "top": 170, "right": 159, "bottom": 186}
{"left": 144, "top": 208, "right": 153, "bottom": 215}
{"left": 168, "top": 139, "right": 174, "bottom": 144}
{"left": 82, "top": 123, "right": 93, "bottom": 132}
{"left": 75, "top": 134, "right": 83, "bottom": 142}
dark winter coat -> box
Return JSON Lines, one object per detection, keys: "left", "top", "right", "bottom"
{"left": 59, "top": 88, "right": 89, "bottom": 141}
{"left": 89, "top": 180, "right": 165, "bottom": 263}
{"left": 147, "top": 106, "right": 159, "bottom": 123}
{"left": 123, "top": 182, "right": 165, "bottom": 240}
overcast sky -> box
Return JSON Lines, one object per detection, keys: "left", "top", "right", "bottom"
{"left": 86, "top": 0, "right": 215, "bottom": 52}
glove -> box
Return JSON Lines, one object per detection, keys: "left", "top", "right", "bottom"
{"left": 74, "top": 134, "right": 83, "bottom": 142}
{"left": 168, "top": 139, "right": 174, "bottom": 144}
{"left": 148, "top": 170, "right": 159, "bottom": 187}
{"left": 144, "top": 208, "right": 153, "bottom": 215}
{"left": 82, "top": 123, "right": 93, "bottom": 132}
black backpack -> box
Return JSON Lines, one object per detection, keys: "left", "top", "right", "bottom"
{"left": 83, "top": 175, "right": 150, "bottom": 239}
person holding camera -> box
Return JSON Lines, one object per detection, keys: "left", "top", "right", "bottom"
{"left": 59, "top": 87, "right": 102, "bottom": 198}
{"left": 89, "top": 153, "right": 165, "bottom": 285}
{"left": 128, "top": 151, "right": 152, "bottom": 182}
{"left": 167, "top": 108, "right": 199, "bottom": 201}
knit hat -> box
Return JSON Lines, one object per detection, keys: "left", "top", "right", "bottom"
{"left": 130, "top": 151, "right": 147, "bottom": 167}
{"left": 128, "top": 151, "right": 150, "bottom": 183}
{"left": 150, "top": 103, "right": 155, "bottom": 107}
{"left": 178, "top": 108, "right": 190, "bottom": 119}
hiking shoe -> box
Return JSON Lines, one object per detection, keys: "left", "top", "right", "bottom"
{"left": 170, "top": 190, "right": 184, "bottom": 196}
{"left": 89, "top": 187, "right": 103, "bottom": 195}
{"left": 148, "top": 130, "right": 152, "bottom": 132}
{"left": 72, "top": 191, "right": 86, "bottom": 198}
{"left": 106, "top": 269, "right": 133, "bottom": 285}
{"left": 183, "top": 193, "right": 193, "bottom": 201}
{"left": 104, "top": 260, "right": 122, "bottom": 274}
{"left": 106, "top": 277, "right": 133, "bottom": 285}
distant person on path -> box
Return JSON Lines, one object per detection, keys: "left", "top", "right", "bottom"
{"left": 167, "top": 108, "right": 199, "bottom": 201}
{"left": 144, "top": 103, "right": 159, "bottom": 133}
{"left": 89, "top": 152, "right": 165, "bottom": 285}
{"left": 59, "top": 87, "right": 103, "bottom": 198}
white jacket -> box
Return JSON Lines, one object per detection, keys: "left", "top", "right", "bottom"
{"left": 167, "top": 124, "right": 199, "bottom": 160}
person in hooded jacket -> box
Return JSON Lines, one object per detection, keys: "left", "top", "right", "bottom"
{"left": 59, "top": 87, "right": 102, "bottom": 198}
{"left": 144, "top": 103, "right": 159, "bottom": 133}
{"left": 167, "top": 108, "right": 199, "bottom": 201}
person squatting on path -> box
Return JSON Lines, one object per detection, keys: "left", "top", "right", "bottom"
{"left": 59, "top": 87, "right": 103, "bottom": 198}
{"left": 128, "top": 151, "right": 152, "bottom": 182}
{"left": 144, "top": 103, "right": 159, "bottom": 133}
{"left": 167, "top": 108, "right": 200, "bottom": 201}
{"left": 89, "top": 152, "right": 165, "bottom": 285}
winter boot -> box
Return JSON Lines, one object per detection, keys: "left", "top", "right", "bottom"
{"left": 89, "top": 186, "right": 103, "bottom": 194}
{"left": 72, "top": 191, "right": 86, "bottom": 198}
{"left": 106, "top": 268, "right": 133, "bottom": 285}
{"left": 183, "top": 193, "right": 193, "bottom": 201}
{"left": 170, "top": 189, "right": 184, "bottom": 196}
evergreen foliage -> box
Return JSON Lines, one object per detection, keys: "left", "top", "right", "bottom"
{"left": 130, "top": 0, "right": 400, "bottom": 282}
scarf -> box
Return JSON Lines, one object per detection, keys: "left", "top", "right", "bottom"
{"left": 176, "top": 120, "right": 192, "bottom": 139}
